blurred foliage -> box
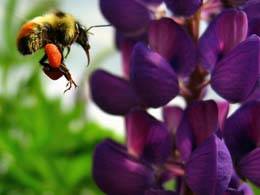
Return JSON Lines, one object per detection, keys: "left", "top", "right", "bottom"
{"left": 0, "top": 0, "right": 119, "bottom": 194}
{"left": 252, "top": 184, "right": 260, "bottom": 195}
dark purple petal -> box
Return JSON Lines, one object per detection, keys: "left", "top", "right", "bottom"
{"left": 217, "top": 101, "right": 229, "bottom": 130}
{"left": 117, "top": 35, "right": 136, "bottom": 79}
{"left": 223, "top": 100, "right": 260, "bottom": 162}
{"left": 243, "top": 0, "right": 260, "bottom": 20}
{"left": 163, "top": 106, "right": 183, "bottom": 135}
{"left": 176, "top": 100, "right": 219, "bottom": 161}
{"left": 186, "top": 135, "right": 233, "bottom": 195}
{"left": 238, "top": 148, "right": 260, "bottom": 186}
{"left": 121, "top": 39, "right": 134, "bottom": 79}
{"left": 126, "top": 110, "right": 172, "bottom": 164}
{"left": 211, "top": 35, "right": 260, "bottom": 102}
{"left": 176, "top": 111, "right": 194, "bottom": 162}
{"left": 242, "top": 0, "right": 260, "bottom": 39}
{"left": 187, "top": 100, "right": 218, "bottom": 145}
{"left": 229, "top": 171, "right": 241, "bottom": 189}
{"left": 164, "top": 0, "right": 202, "bottom": 17}
{"left": 145, "top": 189, "right": 177, "bottom": 195}
{"left": 245, "top": 81, "right": 260, "bottom": 101}
{"left": 115, "top": 31, "right": 148, "bottom": 78}
{"left": 140, "top": 0, "right": 163, "bottom": 6}
{"left": 100, "top": 0, "right": 151, "bottom": 35}
{"left": 148, "top": 18, "right": 197, "bottom": 76}
{"left": 199, "top": 9, "right": 248, "bottom": 71}
{"left": 248, "top": 18, "right": 260, "bottom": 36}
{"left": 115, "top": 30, "right": 148, "bottom": 50}
{"left": 225, "top": 189, "right": 244, "bottom": 195}
{"left": 130, "top": 42, "right": 179, "bottom": 108}
{"left": 93, "top": 139, "right": 155, "bottom": 195}
{"left": 90, "top": 70, "right": 140, "bottom": 115}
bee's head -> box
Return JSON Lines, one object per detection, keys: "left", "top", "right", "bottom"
{"left": 17, "top": 22, "right": 46, "bottom": 55}
{"left": 76, "top": 23, "right": 90, "bottom": 65}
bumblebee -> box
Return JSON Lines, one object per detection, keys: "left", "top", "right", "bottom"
{"left": 17, "top": 10, "right": 93, "bottom": 91}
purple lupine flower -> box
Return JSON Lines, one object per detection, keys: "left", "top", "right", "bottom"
{"left": 130, "top": 42, "right": 179, "bottom": 108}
{"left": 90, "top": 42, "right": 180, "bottom": 115}
{"left": 93, "top": 111, "right": 175, "bottom": 194}
{"left": 93, "top": 139, "right": 156, "bottom": 195}
{"left": 91, "top": 0, "right": 260, "bottom": 194}
{"left": 100, "top": 0, "right": 152, "bottom": 36}
{"left": 166, "top": 100, "right": 233, "bottom": 195}
{"left": 199, "top": 9, "right": 248, "bottom": 71}
{"left": 148, "top": 18, "right": 197, "bottom": 77}
{"left": 126, "top": 109, "right": 172, "bottom": 164}
{"left": 199, "top": 9, "right": 260, "bottom": 102}
{"left": 223, "top": 100, "right": 260, "bottom": 187}
{"left": 89, "top": 70, "right": 141, "bottom": 115}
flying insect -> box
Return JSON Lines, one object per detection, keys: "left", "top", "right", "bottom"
{"left": 17, "top": 10, "right": 109, "bottom": 92}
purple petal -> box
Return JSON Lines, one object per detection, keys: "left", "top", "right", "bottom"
{"left": 126, "top": 110, "right": 172, "bottom": 164}
{"left": 100, "top": 0, "right": 151, "bottom": 35}
{"left": 145, "top": 189, "right": 177, "bottom": 195}
{"left": 121, "top": 39, "right": 134, "bottom": 79}
{"left": 248, "top": 18, "right": 260, "bottom": 36}
{"left": 130, "top": 42, "right": 179, "bottom": 108}
{"left": 225, "top": 183, "right": 253, "bottom": 195}
{"left": 223, "top": 100, "right": 260, "bottom": 162}
{"left": 241, "top": 0, "right": 260, "bottom": 40}
{"left": 199, "top": 9, "right": 248, "bottom": 71}
{"left": 176, "top": 111, "right": 194, "bottom": 162}
{"left": 186, "top": 135, "right": 233, "bottom": 195}
{"left": 93, "top": 139, "right": 155, "bottom": 195}
{"left": 115, "top": 31, "right": 148, "bottom": 78}
{"left": 148, "top": 18, "right": 197, "bottom": 76}
{"left": 89, "top": 70, "right": 141, "bottom": 115}
{"left": 229, "top": 171, "right": 241, "bottom": 189}
{"left": 217, "top": 101, "right": 229, "bottom": 130}
{"left": 225, "top": 189, "right": 244, "bottom": 195}
{"left": 116, "top": 34, "right": 136, "bottom": 79}
{"left": 162, "top": 106, "right": 183, "bottom": 135}
{"left": 243, "top": 0, "right": 260, "bottom": 20}
{"left": 238, "top": 183, "right": 254, "bottom": 195}
{"left": 245, "top": 80, "right": 260, "bottom": 101}
{"left": 238, "top": 148, "right": 260, "bottom": 186}
{"left": 140, "top": 0, "right": 163, "bottom": 6}
{"left": 164, "top": 0, "right": 202, "bottom": 17}
{"left": 187, "top": 100, "right": 218, "bottom": 145}
{"left": 211, "top": 35, "right": 260, "bottom": 103}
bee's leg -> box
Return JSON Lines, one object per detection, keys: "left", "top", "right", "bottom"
{"left": 59, "top": 63, "right": 77, "bottom": 93}
{"left": 64, "top": 46, "right": 71, "bottom": 59}
{"left": 39, "top": 54, "right": 49, "bottom": 67}
{"left": 55, "top": 43, "right": 65, "bottom": 61}
{"left": 39, "top": 54, "right": 52, "bottom": 73}
{"left": 84, "top": 42, "right": 91, "bottom": 66}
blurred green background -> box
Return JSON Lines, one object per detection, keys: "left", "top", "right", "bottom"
{"left": 0, "top": 0, "right": 121, "bottom": 194}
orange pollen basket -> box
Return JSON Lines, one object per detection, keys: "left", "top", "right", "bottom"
{"left": 44, "top": 43, "right": 62, "bottom": 68}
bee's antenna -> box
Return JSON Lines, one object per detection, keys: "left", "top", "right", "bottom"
{"left": 86, "top": 24, "right": 112, "bottom": 32}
